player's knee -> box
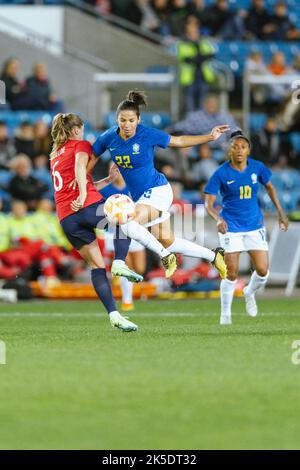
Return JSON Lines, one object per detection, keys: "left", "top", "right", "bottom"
{"left": 256, "top": 267, "right": 269, "bottom": 277}
{"left": 227, "top": 267, "right": 238, "bottom": 281}
{"left": 162, "top": 237, "right": 175, "bottom": 248}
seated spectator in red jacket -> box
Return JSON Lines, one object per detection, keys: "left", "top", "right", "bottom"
{"left": 267, "top": 52, "right": 294, "bottom": 104}
{"left": 9, "top": 154, "right": 49, "bottom": 210}
{"left": 26, "top": 63, "right": 64, "bottom": 112}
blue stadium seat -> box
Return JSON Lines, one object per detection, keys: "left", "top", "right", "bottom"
{"left": 271, "top": 172, "right": 285, "bottom": 191}
{"left": 259, "top": 188, "right": 300, "bottom": 213}
{"left": 0, "top": 170, "right": 13, "bottom": 187}
{"left": 290, "top": 133, "right": 300, "bottom": 153}
{"left": 249, "top": 113, "right": 267, "bottom": 132}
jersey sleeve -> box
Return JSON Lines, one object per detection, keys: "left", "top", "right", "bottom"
{"left": 148, "top": 128, "right": 171, "bottom": 149}
{"left": 75, "top": 140, "right": 92, "bottom": 159}
{"left": 204, "top": 170, "right": 222, "bottom": 195}
{"left": 92, "top": 131, "right": 109, "bottom": 157}
{"left": 258, "top": 162, "right": 272, "bottom": 185}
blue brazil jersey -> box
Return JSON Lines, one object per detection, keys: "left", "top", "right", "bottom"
{"left": 93, "top": 124, "right": 171, "bottom": 202}
{"left": 204, "top": 158, "right": 272, "bottom": 232}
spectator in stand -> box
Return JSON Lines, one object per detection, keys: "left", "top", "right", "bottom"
{"left": 188, "top": 144, "right": 219, "bottom": 188}
{"left": 244, "top": 51, "right": 268, "bottom": 106}
{"left": 251, "top": 116, "right": 292, "bottom": 167}
{"left": 14, "top": 121, "right": 36, "bottom": 161}
{"left": 168, "top": 0, "right": 190, "bottom": 38}
{"left": 0, "top": 198, "right": 29, "bottom": 281}
{"left": 263, "top": 2, "right": 300, "bottom": 41}
{"left": 245, "top": 0, "right": 273, "bottom": 40}
{"left": 267, "top": 51, "right": 294, "bottom": 104}
{"left": 150, "top": 0, "right": 172, "bottom": 36}
{"left": 201, "top": 0, "right": 245, "bottom": 39}
{"left": 111, "top": 0, "right": 143, "bottom": 25}
{"left": 245, "top": 50, "right": 267, "bottom": 75}
{"left": 186, "top": 0, "right": 205, "bottom": 22}
{"left": 177, "top": 15, "right": 216, "bottom": 112}
{"left": 0, "top": 121, "right": 16, "bottom": 170}
{"left": 8, "top": 200, "right": 70, "bottom": 288}
{"left": 33, "top": 120, "right": 52, "bottom": 159}
{"left": 0, "top": 58, "right": 41, "bottom": 111}
{"left": 9, "top": 154, "right": 49, "bottom": 210}
{"left": 0, "top": 58, "right": 26, "bottom": 110}
{"left": 30, "top": 199, "right": 71, "bottom": 251}
{"left": 26, "top": 63, "right": 64, "bottom": 112}
{"left": 172, "top": 94, "right": 238, "bottom": 149}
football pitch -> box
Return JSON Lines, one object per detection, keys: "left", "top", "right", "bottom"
{"left": 0, "top": 297, "right": 300, "bottom": 450}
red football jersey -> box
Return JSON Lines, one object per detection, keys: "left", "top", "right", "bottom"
{"left": 50, "top": 139, "right": 102, "bottom": 221}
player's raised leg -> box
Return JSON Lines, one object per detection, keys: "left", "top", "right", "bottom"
{"left": 120, "top": 204, "right": 177, "bottom": 278}
{"left": 149, "top": 217, "right": 227, "bottom": 279}
{"left": 243, "top": 250, "right": 269, "bottom": 317}
{"left": 79, "top": 240, "right": 138, "bottom": 332}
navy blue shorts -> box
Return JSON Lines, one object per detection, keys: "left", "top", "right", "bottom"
{"left": 60, "top": 201, "right": 108, "bottom": 250}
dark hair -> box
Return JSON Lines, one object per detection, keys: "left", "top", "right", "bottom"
{"left": 116, "top": 90, "right": 147, "bottom": 117}
{"left": 230, "top": 129, "right": 251, "bottom": 147}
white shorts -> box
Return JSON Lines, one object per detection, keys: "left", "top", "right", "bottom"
{"left": 218, "top": 228, "right": 269, "bottom": 253}
{"left": 135, "top": 183, "right": 173, "bottom": 228}
{"left": 105, "top": 231, "right": 144, "bottom": 253}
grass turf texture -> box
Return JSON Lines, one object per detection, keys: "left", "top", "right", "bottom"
{"left": 0, "top": 298, "right": 300, "bottom": 450}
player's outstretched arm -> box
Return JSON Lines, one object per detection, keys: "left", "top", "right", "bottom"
{"left": 204, "top": 194, "right": 228, "bottom": 234}
{"left": 94, "top": 164, "right": 120, "bottom": 191}
{"left": 265, "top": 181, "right": 289, "bottom": 231}
{"left": 168, "top": 125, "right": 230, "bottom": 148}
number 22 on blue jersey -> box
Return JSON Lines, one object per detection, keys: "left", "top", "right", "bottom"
{"left": 115, "top": 155, "right": 133, "bottom": 169}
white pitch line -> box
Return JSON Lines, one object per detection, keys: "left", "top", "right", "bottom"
{"left": 0, "top": 312, "right": 299, "bottom": 318}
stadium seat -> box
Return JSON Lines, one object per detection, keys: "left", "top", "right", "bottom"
{"left": 0, "top": 170, "right": 13, "bottom": 187}
{"left": 290, "top": 133, "right": 300, "bottom": 153}
{"left": 249, "top": 113, "right": 267, "bottom": 132}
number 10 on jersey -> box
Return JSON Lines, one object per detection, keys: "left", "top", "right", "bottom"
{"left": 240, "top": 185, "right": 252, "bottom": 199}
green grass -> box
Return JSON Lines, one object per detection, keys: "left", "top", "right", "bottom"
{"left": 0, "top": 297, "right": 300, "bottom": 450}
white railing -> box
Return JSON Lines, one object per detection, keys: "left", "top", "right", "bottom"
{"left": 94, "top": 72, "right": 179, "bottom": 121}
{"left": 243, "top": 72, "right": 300, "bottom": 135}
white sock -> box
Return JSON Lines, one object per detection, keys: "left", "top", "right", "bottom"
{"left": 167, "top": 237, "right": 215, "bottom": 262}
{"left": 121, "top": 220, "right": 170, "bottom": 258}
{"left": 112, "top": 260, "right": 125, "bottom": 266}
{"left": 245, "top": 270, "right": 269, "bottom": 296}
{"left": 220, "top": 279, "right": 237, "bottom": 317}
{"left": 120, "top": 277, "right": 133, "bottom": 304}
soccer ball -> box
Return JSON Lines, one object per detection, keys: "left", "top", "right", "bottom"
{"left": 104, "top": 194, "right": 135, "bottom": 225}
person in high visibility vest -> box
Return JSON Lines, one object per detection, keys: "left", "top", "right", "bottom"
{"left": 177, "top": 15, "right": 216, "bottom": 112}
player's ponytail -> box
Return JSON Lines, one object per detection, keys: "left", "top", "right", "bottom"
{"left": 50, "top": 113, "right": 84, "bottom": 157}
{"left": 116, "top": 90, "right": 147, "bottom": 117}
